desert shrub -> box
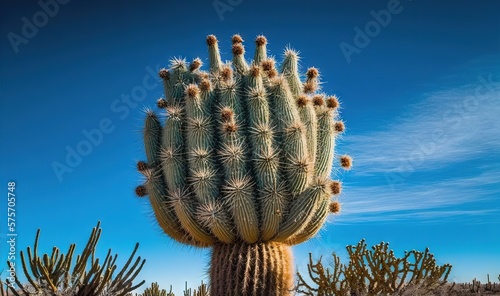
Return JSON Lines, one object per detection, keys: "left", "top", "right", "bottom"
{"left": 449, "top": 274, "right": 500, "bottom": 295}
{"left": 3, "top": 222, "right": 145, "bottom": 296}
{"left": 296, "top": 239, "right": 452, "bottom": 295}
{"left": 136, "top": 282, "right": 208, "bottom": 296}
{"left": 136, "top": 282, "right": 173, "bottom": 296}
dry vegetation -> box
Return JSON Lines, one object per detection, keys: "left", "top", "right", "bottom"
{"left": 295, "top": 239, "right": 500, "bottom": 296}
{"left": 1, "top": 224, "right": 498, "bottom": 296}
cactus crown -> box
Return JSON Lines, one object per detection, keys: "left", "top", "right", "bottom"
{"left": 137, "top": 34, "right": 350, "bottom": 247}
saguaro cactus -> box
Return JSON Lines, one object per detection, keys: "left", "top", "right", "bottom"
{"left": 136, "top": 34, "right": 351, "bottom": 296}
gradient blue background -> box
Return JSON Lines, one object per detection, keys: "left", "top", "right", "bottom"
{"left": 1, "top": 0, "right": 499, "bottom": 294}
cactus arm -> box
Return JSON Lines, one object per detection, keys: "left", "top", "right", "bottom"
{"left": 259, "top": 183, "right": 287, "bottom": 241}
{"left": 269, "top": 77, "right": 311, "bottom": 196}
{"left": 160, "top": 105, "right": 187, "bottom": 190}
{"left": 216, "top": 74, "right": 259, "bottom": 243}
{"left": 187, "top": 58, "right": 204, "bottom": 83}
{"left": 142, "top": 102, "right": 212, "bottom": 246}
{"left": 297, "top": 95, "right": 318, "bottom": 168}
{"left": 304, "top": 67, "right": 319, "bottom": 94}
{"left": 244, "top": 65, "right": 286, "bottom": 240}
{"left": 185, "top": 84, "right": 219, "bottom": 204}
{"left": 197, "top": 201, "right": 236, "bottom": 244}
{"left": 285, "top": 198, "right": 329, "bottom": 245}
{"left": 168, "top": 188, "right": 216, "bottom": 245}
{"left": 253, "top": 36, "right": 268, "bottom": 65}
{"left": 273, "top": 178, "right": 330, "bottom": 242}
{"left": 314, "top": 108, "right": 336, "bottom": 178}
{"left": 143, "top": 111, "right": 161, "bottom": 166}
{"left": 223, "top": 176, "right": 259, "bottom": 244}
{"left": 280, "top": 48, "right": 302, "bottom": 98}
{"left": 245, "top": 66, "right": 270, "bottom": 128}
{"left": 314, "top": 97, "right": 342, "bottom": 178}
{"left": 159, "top": 69, "right": 174, "bottom": 107}
{"left": 195, "top": 78, "right": 238, "bottom": 244}
{"left": 143, "top": 169, "right": 204, "bottom": 246}
{"left": 207, "top": 35, "right": 222, "bottom": 72}
{"left": 170, "top": 58, "right": 189, "bottom": 102}
{"left": 232, "top": 34, "right": 249, "bottom": 75}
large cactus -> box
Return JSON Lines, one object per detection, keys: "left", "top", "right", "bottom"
{"left": 136, "top": 34, "right": 351, "bottom": 296}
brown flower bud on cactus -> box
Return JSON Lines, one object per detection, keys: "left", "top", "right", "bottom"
{"left": 232, "top": 34, "right": 244, "bottom": 44}
{"left": 340, "top": 155, "right": 353, "bottom": 170}
{"left": 329, "top": 201, "right": 341, "bottom": 213}
{"left": 232, "top": 43, "right": 244, "bottom": 55}
{"left": 255, "top": 35, "right": 267, "bottom": 46}
{"left": 137, "top": 161, "right": 148, "bottom": 172}
{"left": 297, "top": 95, "right": 309, "bottom": 108}
{"left": 189, "top": 58, "right": 202, "bottom": 72}
{"left": 156, "top": 98, "right": 168, "bottom": 109}
{"left": 206, "top": 34, "right": 217, "bottom": 46}
{"left": 158, "top": 68, "right": 169, "bottom": 80}
{"left": 306, "top": 67, "right": 319, "bottom": 79}
{"left": 330, "top": 180, "right": 342, "bottom": 195}
{"left": 326, "top": 95, "right": 340, "bottom": 109}
{"left": 313, "top": 95, "right": 325, "bottom": 107}
{"left": 135, "top": 185, "right": 147, "bottom": 197}
{"left": 335, "top": 121, "right": 345, "bottom": 133}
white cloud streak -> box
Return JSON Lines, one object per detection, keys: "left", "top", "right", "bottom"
{"left": 336, "top": 71, "right": 500, "bottom": 223}
{"left": 348, "top": 73, "right": 500, "bottom": 174}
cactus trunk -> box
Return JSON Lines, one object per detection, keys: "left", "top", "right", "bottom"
{"left": 210, "top": 241, "right": 294, "bottom": 296}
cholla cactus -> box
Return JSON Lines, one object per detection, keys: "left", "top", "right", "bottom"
{"left": 296, "top": 239, "right": 452, "bottom": 296}
{"left": 136, "top": 34, "right": 351, "bottom": 296}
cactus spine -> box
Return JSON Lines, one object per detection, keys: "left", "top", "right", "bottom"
{"left": 137, "top": 34, "right": 351, "bottom": 296}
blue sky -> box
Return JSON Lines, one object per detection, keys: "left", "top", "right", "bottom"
{"left": 1, "top": 0, "right": 499, "bottom": 294}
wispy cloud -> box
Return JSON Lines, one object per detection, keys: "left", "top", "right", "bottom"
{"left": 348, "top": 73, "right": 500, "bottom": 175}
{"left": 335, "top": 169, "right": 500, "bottom": 223}
{"left": 337, "top": 69, "right": 500, "bottom": 223}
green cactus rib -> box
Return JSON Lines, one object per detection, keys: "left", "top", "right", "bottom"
{"left": 253, "top": 36, "right": 268, "bottom": 65}
{"left": 231, "top": 35, "right": 250, "bottom": 74}
{"left": 297, "top": 95, "right": 318, "bottom": 166}
{"left": 286, "top": 197, "right": 329, "bottom": 245}
{"left": 143, "top": 110, "right": 161, "bottom": 165}
{"left": 207, "top": 35, "right": 222, "bottom": 72}
{"left": 315, "top": 105, "right": 339, "bottom": 178}
{"left": 273, "top": 177, "right": 331, "bottom": 242}
{"left": 267, "top": 77, "right": 311, "bottom": 196}
{"left": 185, "top": 84, "right": 219, "bottom": 204}
{"left": 160, "top": 105, "right": 187, "bottom": 190}
{"left": 168, "top": 188, "right": 216, "bottom": 245}
{"left": 280, "top": 49, "right": 302, "bottom": 98}
{"left": 197, "top": 200, "right": 236, "bottom": 244}
{"left": 136, "top": 34, "right": 350, "bottom": 296}
{"left": 143, "top": 169, "right": 204, "bottom": 247}
{"left": 259, "top": 183, "right": 287, "bottom": 241}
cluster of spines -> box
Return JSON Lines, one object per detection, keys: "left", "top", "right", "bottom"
{"left": 137, "top": 34, "right": 351, "bottom": 247}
